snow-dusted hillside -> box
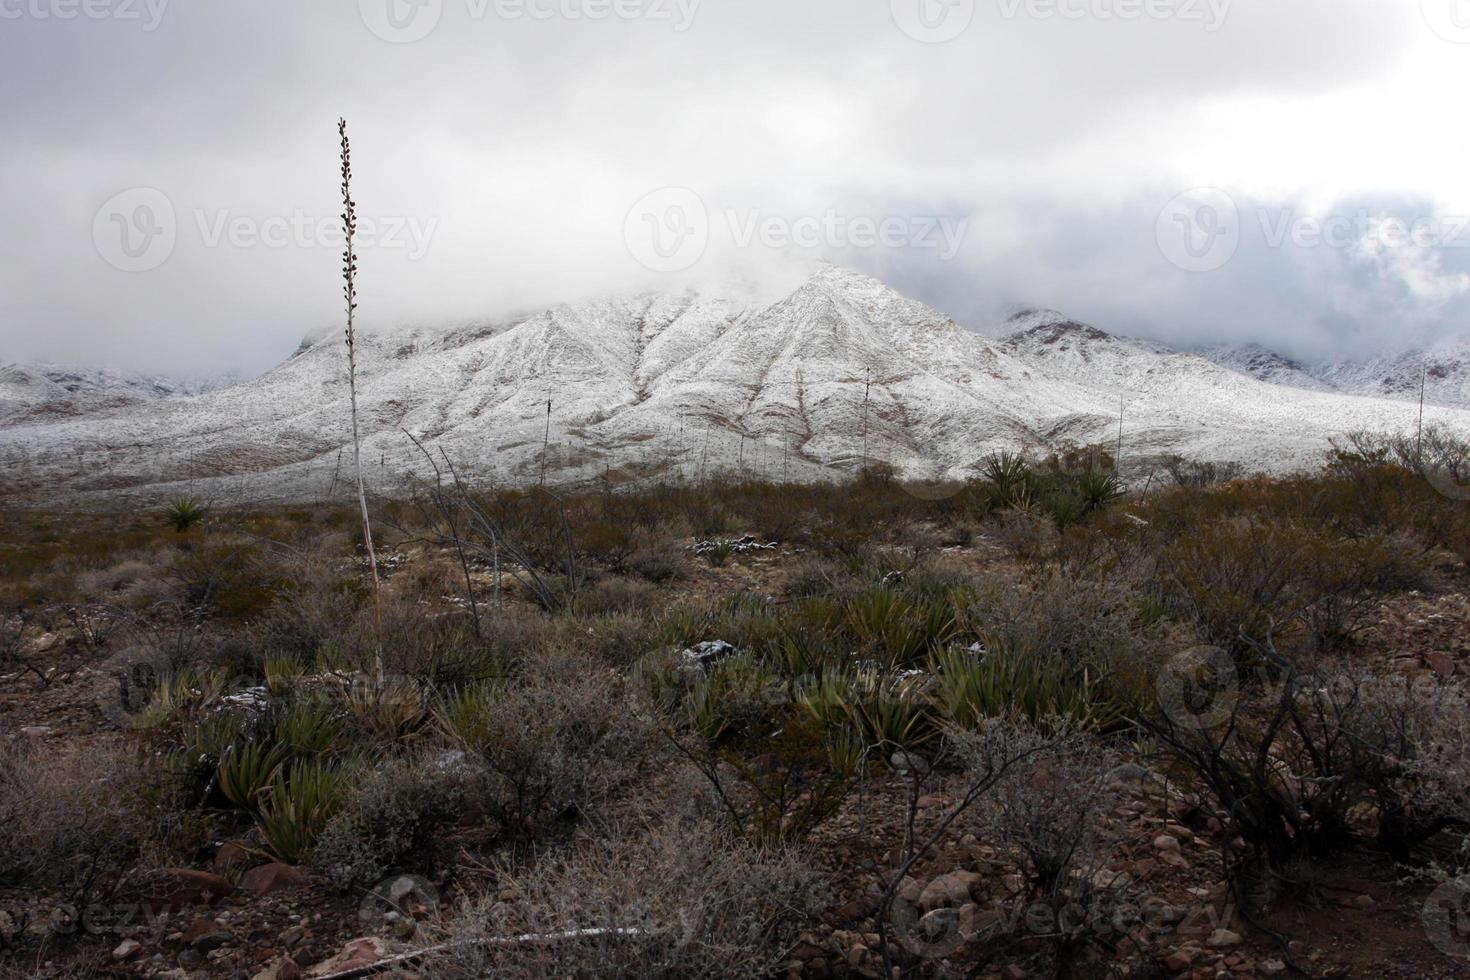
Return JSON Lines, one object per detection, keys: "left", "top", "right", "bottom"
{"left": 1195, "top": 343, "right": 1335, "bottom": 394}
{"left": 1197, "top": 337, "right": 1470, "bottom": 409}
{"left": 2, "top": 267, "right": 1467, "bottom": 505}
{"left": 0, "top": 361, "right": 237, "bottom": 426}
{"left": 1312, "top": 339, "right": 1470, "bottom": 408}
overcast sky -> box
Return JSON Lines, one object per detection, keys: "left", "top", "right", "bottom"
{"left": 2, "top": 0, "right": 1469, "bottom": 377}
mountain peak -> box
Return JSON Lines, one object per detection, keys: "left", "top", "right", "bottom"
{"left": 1002, "top": 310, "right": 1113, "bottom": 346}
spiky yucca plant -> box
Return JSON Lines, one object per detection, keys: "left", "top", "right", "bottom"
{"left": 164, "top": 495, "right": 207, "bottom": 532}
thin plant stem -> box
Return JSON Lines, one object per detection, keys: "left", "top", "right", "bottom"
{"left": 339, "top": 117, "right": 383, "bottom": 685}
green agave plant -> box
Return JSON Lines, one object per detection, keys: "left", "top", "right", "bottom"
{"left": 217, "top": 737, "right": 290, "bottom": 809}
{"left": 433, "top": 682, "right": 502, "bottom": 751}
{"left": 254, "top": 759, "right": 355, "bottom": 865}
{"left": 274, "top": 696, "right": 341, "bottom": 757}
{"left": 797, "top": 668, "right": 938, "bottom": 751}
{"left": 929, "top": 646, "right": 1121, "bottom": 731}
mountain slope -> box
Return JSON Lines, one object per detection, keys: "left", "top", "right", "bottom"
{"left": 3, "top": 267, "right": 1467, "bottom": 504}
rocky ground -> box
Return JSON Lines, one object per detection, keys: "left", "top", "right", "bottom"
{"left": 3, "top": 524, "right": 1470, "bottom": 979}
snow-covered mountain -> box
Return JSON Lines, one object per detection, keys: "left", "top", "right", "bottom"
{"left": 2, "top": 266, "right": 1466, "bottom": 505}
{"left": 1194, "top": 343, "right": 1335, "bottom": 394}
{"left": 0, "top": 361, "right": 237, "bottom": 425}
{"left": 1197, "top": 337, "right": 1470, "bottom": 408}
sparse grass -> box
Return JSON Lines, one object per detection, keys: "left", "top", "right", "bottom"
{"left": 3, "top": 442, "right": 1467, "bottom": 975}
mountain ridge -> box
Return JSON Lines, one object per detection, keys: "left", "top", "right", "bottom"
{"left": 3, "top": 266, "right": 1467, "bottom": 505}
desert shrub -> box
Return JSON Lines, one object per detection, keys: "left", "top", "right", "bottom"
{"left": 251, "top": 572, "right": 363, "bottom": 665}
{"left": 1159, "top": 517, "right": 1425, "bottom": 656}
{"left": 988, "top": 508, "right": 1058, "bottom": 564}
{"left": 0, "top": 742, "right": 148, "bottom": 908}
{"left": 1161, "top": 454, "right": 1245, "bottom": 487}
{"left": 566, "top": 612, "right": 662, "bottom": 668}
{"left": 1333, "top": 674, "right": 1470, "bottom": 860}
{"left": 443, "top": 654, "right": 651, "bottom": 844}
{"left": 254, "top": 759, "right": 357, "bottom": 864}
{"left": 166, "top": 536, "right": 282, "bottom": 619}
{"left": 433, "top": 821, "right": 824, "bottom": 980}
{"left": 310, "top": 754, "right": 468, "bottom": 891}
{"left": 642, "top": 652, "right": 861, "bottom": 844}
{"left": 578, "top": 514, "right": 639, "bottom": 572}
{"left": 627, "top": 547, "right": 681, "bottom": 584}
{"left": 965, "top": 572, "right": 1148, "bottom": 677}
{"left": 570, "top": 577, "right": 660, "bottom": 616}
{"left": 783, "top": 558, "right": 846, "bottom": 599}
{"left": 969, "top": 730, "right": 1131, "bottom": 976}
{"left": 1138, "top": 648, "right": 1460, "bottom": 903}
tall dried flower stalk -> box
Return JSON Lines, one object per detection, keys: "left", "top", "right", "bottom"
{"left": 339, "top": 117, "right": 383, "bottom": 683}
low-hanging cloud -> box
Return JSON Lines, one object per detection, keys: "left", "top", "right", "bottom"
{"left": 0, "top": 0, "right": 1465, "bottom": 378}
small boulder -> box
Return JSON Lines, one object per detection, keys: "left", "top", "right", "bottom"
{"left": 212, "top": 842, "right": 253, "bottom": 872}
{"left": 917, "top": 870, "right": 982, "bottom": 911}
{"left": 242, "top": 863, "right": 310, "bottom": 896}
{"left": 112, "top": 939, "right": 142, "bottom": 961}
{"left": 1206, "top": 928, "right": 1243, "bottom": 949}
{"left": 252, "top": 957, "right": 302, "bottom": 980}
